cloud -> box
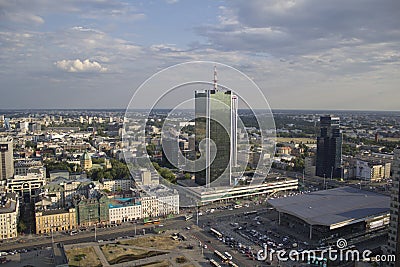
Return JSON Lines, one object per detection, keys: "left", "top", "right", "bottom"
{"left": 165, "top": 0, "right": 179, "bottom": 4}
{"left": 54, "top": 59, "right": 108, "bottom": 73}
{"left": 198, "top": 1, "right": 400, "bottom": 56}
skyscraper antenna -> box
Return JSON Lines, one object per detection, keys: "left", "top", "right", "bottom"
{"left": 213, "top": 65, "right": 218, "bottom": 91}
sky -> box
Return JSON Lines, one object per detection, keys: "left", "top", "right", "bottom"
{"left": 0, "top": 0, "right": 399, "bottom": 110}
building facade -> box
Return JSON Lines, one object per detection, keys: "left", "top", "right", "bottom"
{"left": 140, "top": 196, "right": 159, "bottom": 218}
{"left": 386, "top": 148, "right": 400, "bottom": 267}
{"left": 14, "top": 159, "right": 43, "bottom": 176}
{"left": 356, "top": 160, "right": 391, "bottom": 182}
{"left": 0, "top": 136, "right": 14, "bottom": 181}
{"left": 103, "top": 179, "right": 133, "bottom": 192}
{"left": 109, "top": 199, "right": 142, "bottom": 224}
{"left": 76, "top": 195, "right": 109, "bottom": 226}
{"left": 7, "top": 173, "right": 46, "bottom": 198}
{"left": 0, "top": 192, "right": 19, "bottom": 240}
{"left": 35, "top": 208, "right": 77, "bottom": 234}
{"left": 316, "top": 116, "right": 342, "bottom": 178}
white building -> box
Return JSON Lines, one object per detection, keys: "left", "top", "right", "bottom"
{"left": 0, "top": 192, "right": 19, "bottom": 240}
{"left": 14, "top": 159, "right": 43, "bottom": 176}
{"left": 140, "top": 196, "right": 159, "bottom": 218}
{"left": 109, "top": 201, "right": 142, "bottom": 224}
{"left": 7, "top": 173, "right": 46, "bottom": 197}
{"left": 356, "top": 159, "right": 391, "bottom": 182}
{"left": 103, "top": 179, "right": 133, "bottom": 192}
{"left": 140, "top": 184, "right": 179, "bottom": 217}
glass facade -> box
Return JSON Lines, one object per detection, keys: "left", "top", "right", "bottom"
{"left": 195, "top": 89, "right": 232, "bottom": 187}
{"left": 316, "top": 116, "right": 342, "bottom": 178}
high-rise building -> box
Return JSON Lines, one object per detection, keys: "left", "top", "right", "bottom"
{"left": 386, "top": 148, "right": 400, "bottom": 267}
{"left": 316, "top": 116, "right": 342, "bottom": 178}
{"left": 0, "top": 136, "right": 14, "bottom": 181}
{"left": 194, "top": 67, "right": 237, "bottom": 187}
{"left": 231, "top": 95, "right": 238, "bottom": 167}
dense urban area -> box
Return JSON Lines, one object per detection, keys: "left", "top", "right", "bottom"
{"left": 0, "top": 109, "right": 399, "bottom": 267}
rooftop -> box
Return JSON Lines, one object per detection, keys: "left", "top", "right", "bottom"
{"left": 267, "top": 186, "right": 390, "bottom": 229}
{"left": 0, "top": 193, "right": 18, "bottom": 214}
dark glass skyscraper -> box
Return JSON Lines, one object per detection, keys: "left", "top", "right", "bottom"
{"left": 316, "top": 116, "right": 342, "bottom": 178}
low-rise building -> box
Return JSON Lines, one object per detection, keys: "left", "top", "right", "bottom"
{"left": 140, "top": 184, "right": 179, "bottom": 217}
{"left": 76, "top": 194, "right": 109, "bottom": 226}
{"left": 14, "top": 159, "right": 43, "bottom": 176}
{"left": 109, "top": 198, "right": 142, "bottom": 224}
{"left": 103, "top": 179, "right": 133, "bottom": 192}
{"left": 356, "top": 159, "right": 391, "bottom": 182}
{"left": 0, "top": 192, "right": 19, "bottom": 240}
{"left": 35, "top": 208, "right": 77, "bottom": 234}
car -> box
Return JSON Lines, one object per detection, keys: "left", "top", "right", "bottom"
{"left": 97, "top": 240, "right": 104, "bottom": 243}
{"left": 186, "top": 226, "right": 191, "bottom": 230}
{"left": 203, "top": 244, "right": 207, "bottom": 249}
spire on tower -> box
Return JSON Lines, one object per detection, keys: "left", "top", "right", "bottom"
{"left": 213, "top": 65, "right": 218, "bottom": 91}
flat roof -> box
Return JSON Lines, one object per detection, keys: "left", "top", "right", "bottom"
{"left": 267, "top": 186, "right": 390, "bottom": 229}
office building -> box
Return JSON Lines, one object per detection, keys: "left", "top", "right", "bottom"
{"left": 386, "top": 148, "right": 400, "bottom": 267}
{"left": 0, "top": 136, "right": 14, "bottom": 181}
{"left": 7, "top": 172, "right": 46, "bottom": 198}
{"left": 316, "top": 116, "right": 342, "bottom": 178}
{"left": 194, "top": 67, "right": 237, "bottom": 187}
{"left": 0, "top": 192, "right": 19, "bottom": 240}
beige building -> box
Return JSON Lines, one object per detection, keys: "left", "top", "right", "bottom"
{"left": 35, "top": 208, "right": 77, "bottom": 234}
{"left": 0, "top": 192, "right": 19, "bottom": 240}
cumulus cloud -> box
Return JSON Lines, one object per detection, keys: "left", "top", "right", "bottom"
{"left": 54, "top": 59, "right": 107, "bottom": 73}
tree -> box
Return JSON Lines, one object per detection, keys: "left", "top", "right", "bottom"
{"left": 17, "top": 221, "right": 27, "bottom": 233}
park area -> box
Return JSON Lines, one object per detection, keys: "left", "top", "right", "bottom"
{"left": 119, "top": 235, "right": 180, "bottom": 250}
{"left": 65, "top": 233, "right": 197, "bottom": 266}
{"left": 66, "top": 246, "right": 102, "bottom": 267}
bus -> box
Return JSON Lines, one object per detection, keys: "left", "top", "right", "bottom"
{"left": 209, "top": 259, "right": 221, "bottom": 267}
{"left": 224, "top": 252, "right": 233, "bottom": 260}
{"left": 214, "top": 250, "right": 229, "bottom": 263}
{"left": 185, "top": 214, "right": 193, "bottom": 221}
{"left": 228, "top": 261, "right": 239, "bottom": 267}
{"left": 210, "top": 227, "right": 223, "bottom": 238}
{"left": 144, "top": 219, "right": 160, "bottom": 225}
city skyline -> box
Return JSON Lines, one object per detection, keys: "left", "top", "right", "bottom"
{"left": 1, "top": 0, "right": 399, "bottom": 110}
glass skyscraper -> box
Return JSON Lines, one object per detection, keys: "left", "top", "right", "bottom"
{"left": 316, "top": 116, "right": 342, "bottom": 178}
{"left": 194, "top": 88, "right": 237, "bottom": 187}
